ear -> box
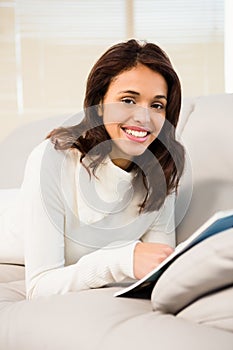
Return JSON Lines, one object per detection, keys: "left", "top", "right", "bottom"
{"left": 97, "top": 103, "right": 103, "bottom": 117}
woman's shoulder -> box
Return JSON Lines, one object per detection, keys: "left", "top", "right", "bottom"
{"left": 23, "top": 139, "right": 81, "bottom": 185}
{"left": 26, "top": 139, "right": 80, "bottom": 167}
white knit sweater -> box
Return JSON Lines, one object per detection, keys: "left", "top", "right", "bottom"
{"left": 18, "top": 139, "right": 175, "bottom": 299}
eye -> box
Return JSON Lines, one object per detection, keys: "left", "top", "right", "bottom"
{"left": 151, "top": 102, "right": 165, "bottom": 110}
{"left": 121, "top": 97, "right": 136, "bottom": 105}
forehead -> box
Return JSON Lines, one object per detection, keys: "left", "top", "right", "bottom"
{"left": 108, "top": 64, "right": 167, "bottom": 93}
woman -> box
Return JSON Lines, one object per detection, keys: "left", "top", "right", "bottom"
{"left": 21, "top": 39, "right": 185, "bottom": 299}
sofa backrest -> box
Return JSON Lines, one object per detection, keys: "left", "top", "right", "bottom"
{"left": 176, "top": 93, "right": 233, "bottom": 243}
{"left": 0, "top": 112, "right": 83, "bottom": 188}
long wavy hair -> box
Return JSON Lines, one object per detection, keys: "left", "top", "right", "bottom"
{"left": 47, "top": 39, "right": 185, "bottom": 213}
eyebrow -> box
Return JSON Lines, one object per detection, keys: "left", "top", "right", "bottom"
{"left": 118, "top": 90, "right": 167, "bottom": 100}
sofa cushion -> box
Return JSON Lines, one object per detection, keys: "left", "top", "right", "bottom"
{"left": 0, "top": 281, "right": 232, "bottom": 350}
{"left": 177, "top": 286, "right": 233, "bottom": 333}
{"left": 0, "top": 264, "right": 25, "bottom": 283}
{"left": 151, "top": 228, "right": 233, "bottom": 332}
{"left": 0, "top": 189, "right": 20, "bottom": 213}
{"left": 0, "top": 189, "right": 24, "bottom": 264}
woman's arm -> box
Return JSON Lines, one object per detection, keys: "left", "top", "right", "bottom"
{"left": 23, "top": 140, "right": 138, "bottom": 299}
{"left": 133, "top": 193, "right": 176, "bottom": 279}
{"left": 141, "top": 193, "right": 176, "bottom": 247}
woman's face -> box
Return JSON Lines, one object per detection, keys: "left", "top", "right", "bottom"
{"left": 102, "top": 63, "right": 168, "bottom": 169}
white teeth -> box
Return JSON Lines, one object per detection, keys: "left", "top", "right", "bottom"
{"left": 124, "top": 129, "right": 148, "bottom": 138}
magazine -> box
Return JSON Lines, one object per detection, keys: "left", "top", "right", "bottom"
{"left": 114, "top": 209, "right": 233, "bottom": 299}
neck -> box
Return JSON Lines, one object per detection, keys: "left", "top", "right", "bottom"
{"left": 110, "top": 157, "right": 132, "bottom": 170}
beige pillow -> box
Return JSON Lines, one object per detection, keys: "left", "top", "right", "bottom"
{"left": 151, "top": 227, "right": 233, "bottom": 329}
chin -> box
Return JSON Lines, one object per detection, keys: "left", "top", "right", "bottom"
{"left": 111, "top": 139, "right": 151, "bottom": 160}
{"left": 120, "top": 145, "right": 148, "bottom": 158}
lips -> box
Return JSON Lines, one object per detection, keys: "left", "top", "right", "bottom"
{"left": 121, "top": 126, "right": 151, "bottom": 142}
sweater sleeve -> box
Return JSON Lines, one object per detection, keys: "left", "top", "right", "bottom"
{"left": 140, "top": 193, "right": 176, "bottom": 248}
{"left": 22, "top": 140, "right": 138, "bottom": 299}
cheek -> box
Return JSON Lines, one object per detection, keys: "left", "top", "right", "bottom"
{"left": 103, "top": 105, "right": 126, "bottom": 137}
{"left": 104, "top": 122, "right": 120, "bottom": 138}
{"left": 149, "top": 133, "right": 156, "bottom": 143}
{"left": 151, "top": 114, "right": 166, "bottom": 135}
{"left": 103, "top": 103, "right": 129, "bottom": 124}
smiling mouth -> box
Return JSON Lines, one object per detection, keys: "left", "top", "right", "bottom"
{"left": 121, "top": 126, "right": 151, "bottom": 141}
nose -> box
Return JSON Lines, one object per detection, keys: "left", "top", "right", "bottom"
{"left": 132, "top": 105, "right": 150, "bottom": 125}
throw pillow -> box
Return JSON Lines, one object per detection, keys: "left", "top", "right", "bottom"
{"left": 151, "top": 227, "right": 233, "bottom": 328}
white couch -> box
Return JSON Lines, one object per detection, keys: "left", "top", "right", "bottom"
{"left": 0, "top": 94, "right": 233, "bottom": 350}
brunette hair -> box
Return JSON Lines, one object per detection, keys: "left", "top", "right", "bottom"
{"left": 47, "top": 39, "right": 185, "bottom": 212}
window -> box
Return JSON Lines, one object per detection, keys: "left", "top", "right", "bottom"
{"left": 0, "top": 0, "right": 225, "bottom": 141}
{"left": 134, "top": 0, "right": 224, "bottom": 96}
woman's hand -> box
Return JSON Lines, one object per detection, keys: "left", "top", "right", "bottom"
{"left": 133, "top": 242, "right": 174, "bottom": 280}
